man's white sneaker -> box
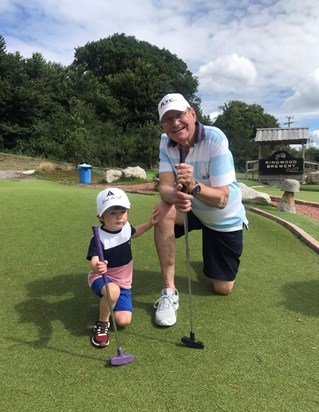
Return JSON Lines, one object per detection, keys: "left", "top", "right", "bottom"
{"left": 154, "top": 288, "right": 179, "bottom": 326}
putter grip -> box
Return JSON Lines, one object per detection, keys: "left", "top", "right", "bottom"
{"left": 179, "top": 146, "right": 186, "bottom": 163}
{"left": 178, "top": 146, "right": 187, "bottom": 193}
{"left": 92, "top": 225, "right": 105, "bottom": 262}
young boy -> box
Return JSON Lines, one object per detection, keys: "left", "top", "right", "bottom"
{"left": 87, "top": 188, "right": 159, "bottom": 348}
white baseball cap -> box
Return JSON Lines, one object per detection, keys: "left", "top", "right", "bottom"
{"left": 158, "top": 93, "right": 191, "bottom": 121}
{"left": 96, "top": 188, "right": 131, "bottom": 217}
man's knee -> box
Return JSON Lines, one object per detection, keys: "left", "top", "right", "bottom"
{"left": 156, "top": 200, "right": 176, "bottom": 228}
{"left": 212, "top": 280, "right": 235, "bottom": 295}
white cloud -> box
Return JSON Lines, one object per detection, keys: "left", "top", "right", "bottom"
{"left": 309, "top": 130, "right": 319, "bottom": 145}
{"left": 308, "top": 130, "right": 319, "bottom": 148}
{"left": 1, "top": 0, "right": 319, "bottom": 130}
{"left": 282, "top": 68, "right": 319, "bottom": 114}
{"left": 209, "top": 110, "right": 221, "bottom": 122}
{"left": 197, "top": 54, "right": 257, "bottom": 93}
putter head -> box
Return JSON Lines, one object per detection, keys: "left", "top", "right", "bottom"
{"left": 109, "top": 347, "right": 135, "bottom": 366}
{"left": 181, "top": 332, "right": 204, "bottom": 349}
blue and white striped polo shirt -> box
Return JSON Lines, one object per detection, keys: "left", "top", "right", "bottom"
{"left": 159, "top": 122, "right": 248, "bottom": 232}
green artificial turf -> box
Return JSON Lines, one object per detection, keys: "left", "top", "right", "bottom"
{"left": 246, "top": 203, "right": 319, "bottom": 242}
{"left": 1, "top": 180, "right": 319, "bottom": 412}
{"left": 253, "top": 185, "right": 319, "bottom": 203}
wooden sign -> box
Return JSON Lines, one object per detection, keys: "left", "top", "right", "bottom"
{"left": 259, "top": 151, "right": 303, "bottom": 175}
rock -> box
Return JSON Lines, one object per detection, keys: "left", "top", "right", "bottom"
{"left": 104, "top": 169, "right": 122, "bottom": 183}
{"left": 306, "top": 171, "right": 319, "bottom": 184}
{"left": 103, "top": 166, "right": 147, "bottom": 183}
{"left": 277, "top": 195, "right": 296, "bottom": 213}
{"left": 22, "top": 170, "right": 36, "bottom": 175}
{"left": 281, "top": 179, "right": 300, "bottom": 193}
{"left": 238, "top": 182, "right": 271, "bottom": 205}
{"left": 277, "top": 179, "right": 300, "bottom": 213}
{"left": 122, "top": 166, "right": 146, "bottom": 179}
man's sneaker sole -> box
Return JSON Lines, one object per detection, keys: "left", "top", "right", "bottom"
{"left": 155, "top": 317, "right": 176, "bottom": 327}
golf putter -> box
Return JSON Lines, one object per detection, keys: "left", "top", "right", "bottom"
{"left": 178, "top": 147, "right": 204, "bottom": 349}
{"left": 92, "top": 225, "right": 135, "bottom": 366}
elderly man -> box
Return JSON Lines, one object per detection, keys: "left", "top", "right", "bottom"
{"left": 153, "top": 93, "right": 248, "bottom": 326}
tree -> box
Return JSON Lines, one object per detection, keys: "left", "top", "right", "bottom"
{"left": 5, "top": 33, "right": 278, "bottom": 170}
{"left": 305, "top": 146, "right": 319, "bottom": 162}
{"left": 213, "top": 100, "right": 279, "bottom": 170}
{"left": 0, "top": 49, "right": 30, "bottom": 149}
{"left": 0, "top": 46, "right": 73, "bottom": 154}
{"left": 0, "top": 35, "right": 6, "bottom": 54}
{"left": 129, "top": 121, "right": 161, "bottom": 169}
{"left": 72, "top": 33, "right": 199, "bottom": 127}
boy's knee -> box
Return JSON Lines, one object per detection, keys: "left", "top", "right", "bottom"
{"left": 117, "top": 320, "right": 130, "bottom": 327}
{"left": 115, "top": 313, "right": 132, "bottom": 327}
{"left": 104, "top": 283, "right": 120, "bottom": 300}
{"left": 212, "top": 280, "right": 234, "bottom": 295}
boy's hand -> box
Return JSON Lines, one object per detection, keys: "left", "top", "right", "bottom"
{"left": 96, "top": 260, "right": 108, "bottom": 275}
{"left": 150, "top": 206, "right": 160, "bottom": 226}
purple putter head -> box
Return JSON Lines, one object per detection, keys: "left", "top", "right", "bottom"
{"left": 110, "top": 347, "right": 135, "bottom": 366}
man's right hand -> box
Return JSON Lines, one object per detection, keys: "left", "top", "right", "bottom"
{"left": 174, "top": 183, "right": 193, "bottom": 213}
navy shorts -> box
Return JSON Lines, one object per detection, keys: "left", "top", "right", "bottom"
{"left": 91, "top": 276, "right": 133, "bottom": 312}
{"left": 175, "top": 211, "right": 243, "bottom": 281}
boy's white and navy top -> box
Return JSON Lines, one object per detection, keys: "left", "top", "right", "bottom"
{"left": 87, "top": 222, "right": 136, "bottom": 289}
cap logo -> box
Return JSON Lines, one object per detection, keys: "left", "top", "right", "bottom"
{"left": 102, "top": 190, "right": 119, "bottom": 205}
{"left": 160, "top": 98, "right": 178, "bottom": 108}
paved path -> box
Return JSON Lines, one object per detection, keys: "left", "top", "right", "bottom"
{"left": 0, "top": 170, "right": 35, "bottom": 179}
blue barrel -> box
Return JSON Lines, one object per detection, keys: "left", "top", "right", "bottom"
{"left": 78, "top": 163, "right": 92, "bottom": 184}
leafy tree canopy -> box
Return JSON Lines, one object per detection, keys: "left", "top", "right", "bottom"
{"left": 1, "top": 32, "right": 290, "bottom": 171}
{"left": 214, "top": 100, "right": 279, "bottom": 170}
{"left": 72, "top": 33, "right": 200, "bottom": 126}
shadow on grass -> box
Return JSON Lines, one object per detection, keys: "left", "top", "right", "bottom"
{"left": 14, "top": 265, "right": 212, "bottom": 348}
{"left": 14, "top": 272, "right": 96, "bottom": 348}
{"left": 281, "top": 280, "right": 319, "bottom": 317}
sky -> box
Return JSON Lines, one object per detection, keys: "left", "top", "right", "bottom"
{"left": 1, "top": 0, "right": 319, "bottom": 144}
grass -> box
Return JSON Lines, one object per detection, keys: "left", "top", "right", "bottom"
{"left": 247, "top": 185, "right": 319, "bottom": 203}
{"left": 236, "top": 173, "right": 319, "bottom": 241}
{"left": 237, "top": 173, "right": 319, "bottom": 199}
{"left": 246, "top": 203, "right": 319, "bottom": 242}
{"left": 1, "top": 179, "right": 319, "bottom": 411}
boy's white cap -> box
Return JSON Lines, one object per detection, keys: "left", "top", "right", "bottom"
{"left": 97, "top": 188, "right": 131, "bottom": 217}
{"left": 158, "top": 93, "right": 191, "bottom": 121}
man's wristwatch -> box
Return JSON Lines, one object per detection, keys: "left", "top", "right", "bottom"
{"left": 192, "top": 181, "right": 201, "bottom": 196}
